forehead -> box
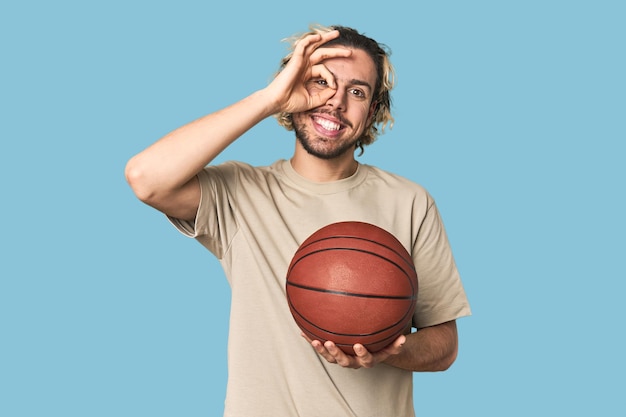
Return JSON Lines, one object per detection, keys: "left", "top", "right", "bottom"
{"left": 323, "top": 48, "right": 377, "bottom": 89}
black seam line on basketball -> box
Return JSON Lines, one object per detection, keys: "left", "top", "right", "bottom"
{"left": 291, "top": 246, "right": 415, "bottom": 280}
{"left": 299, "top": 235, "right": 417, "bottom": 273}
{"left": 286, "top": 281, "right": 416, "bottom": 300}
{"left": 306, "top": 332, "right": 401, "bottom": 348}
{"left": 288, "top": 247, "right": 417, "bottom": 294}
{"left": 287, "top": 297, "right": 415, "bottom": 336}
{"left": 290, "top": 299, "right": 413, "bottom": 338}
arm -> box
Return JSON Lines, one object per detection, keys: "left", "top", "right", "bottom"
{"left": 305, "top": 320, "right": 458, "bottom": 371}
{"left": 384, "top": 320, "right": 458, "bottom": 371}
{"left": 124, "top": 90, "right": 276, "bottom": 221}
{"left": 125, "top": 30, "right": 351, "bottom": 221}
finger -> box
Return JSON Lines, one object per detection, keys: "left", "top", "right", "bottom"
{"left": 296, "top": 30, "right": 347, "bottom": 65}
{"left": 301, "top": 333, "right": 337, "bottom": 363}
{"left": 374, "top": 335, "right": 406, "bottom": 359}
{"left": 309, "top": 63, "right": 337, "bottom": 90}
{"left": 318, "top": 29, "right": 341, "bottom": 44}
{"left": 324, "top": 341, "right": 357, "bottom": 368}
{"left": 294, "top": 30, "right": 338, "bottom": 57}
{"left": 389, "top": 334, "right": 406, "bottom": 353}
{"left": 312, "top": 340, "right": 336, "bottom": 362}
{"left": 302, "top": 29, "right": 341, "bottom": 52}
{"left": 303, "top": 66, "right": 338, "bottom": 109}
{"left": 353, "top": 344, "right": 371, "bottom": 359}
{"left": 353, "top": 344, "right": 375, "bottom": 368}
{"left": 309, "top": 46, "right": 353, "bottom": 65}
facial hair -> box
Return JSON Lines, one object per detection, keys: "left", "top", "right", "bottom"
{"left": 292, "top": 112, "right": 360, "bottom": 160}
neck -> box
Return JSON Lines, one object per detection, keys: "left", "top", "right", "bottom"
{"left": 290, "top": 146, "right": 358, "bottom": 182}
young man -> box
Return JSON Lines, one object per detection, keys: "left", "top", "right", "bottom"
{"left": 126, "top": 25, "right": 471, "bottom": 416}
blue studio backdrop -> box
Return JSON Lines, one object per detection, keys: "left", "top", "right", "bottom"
{"left": 1, "top": 1, "right": 624, "bottom": 416}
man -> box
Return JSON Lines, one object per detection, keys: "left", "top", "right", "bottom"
{"left": 126, "top": 24, "right": 471, "bottom": 417}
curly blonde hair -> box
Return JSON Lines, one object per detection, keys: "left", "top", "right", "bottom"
{"left": 274, "top": 24, "right": 395, "bottom": 152}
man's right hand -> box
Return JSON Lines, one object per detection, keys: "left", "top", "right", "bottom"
{"left": 264, "top": 30, "right": 352, "bottom": 116}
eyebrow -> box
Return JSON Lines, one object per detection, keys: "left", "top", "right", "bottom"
{"left": 349, "top": 79, "right": 373, "bottom": 91}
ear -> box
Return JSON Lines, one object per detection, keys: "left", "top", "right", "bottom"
{"left": 367, "top": 101, "right": 378, "bottom": 124}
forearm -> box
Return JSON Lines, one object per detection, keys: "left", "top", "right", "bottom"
{"left": 384, "top": 320, "right": 459, "bottom": 372}
{"left": 125, "top": 88, "right": 278, "bottom": 199}
{"left": 126, "top": 30, "right": 347, "bottom": 204}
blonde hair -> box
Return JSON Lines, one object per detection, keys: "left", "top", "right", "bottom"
{"left": 274, "top": 24, "right": 395, "bottom": 151}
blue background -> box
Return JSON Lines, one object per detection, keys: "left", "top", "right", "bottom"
{"left": 2, "top": 1, "right": 624, "bottom": 416}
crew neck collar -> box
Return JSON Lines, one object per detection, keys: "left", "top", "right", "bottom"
{"left": 278, "top": 159, "right": 368, "bottom": 194}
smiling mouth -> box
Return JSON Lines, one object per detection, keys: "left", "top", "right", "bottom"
{"left": 312, "top": 116, "right": 342, "bottom": 132}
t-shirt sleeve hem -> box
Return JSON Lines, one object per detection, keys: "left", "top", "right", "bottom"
{"left": 166, "top": 215, "right": 198, "bottom": 238}
{"left": 414, "top": 304, "right": 472, "bottom": 329}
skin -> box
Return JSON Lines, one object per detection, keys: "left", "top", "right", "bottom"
{"left": 291, "top": 47, "right": 376, "bottom": 161}
{"left": 125, "top": 30, "right": 458, "bottom": 371}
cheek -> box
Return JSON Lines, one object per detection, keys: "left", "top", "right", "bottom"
{"left": 291, "top": 113, "right": 307, "bottom": 128}
{"left": 353, "top": 105, "right": 373, "bottom": 128}
{"left": 306, "top": 81, "right": 326, "bottom": 95}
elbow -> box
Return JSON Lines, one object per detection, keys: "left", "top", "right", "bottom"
{"left": 125, "top": 157, "right": 156, "bottom": 204}
{"left": 437, "top": 347, "right": 458, "bottom": 371}
{"left": 432, "top": 340, "right": 459, "bottom": 372}
{"left": 433, "top": 320, "right": 459, "bottom": 372}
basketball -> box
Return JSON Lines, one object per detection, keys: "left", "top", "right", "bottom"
{"left": 286, "top": 221, "right": 418, "bottom": 355}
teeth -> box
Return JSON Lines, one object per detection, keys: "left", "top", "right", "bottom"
{"left": 315, "top": 117, "right": 341, "bottom": 131}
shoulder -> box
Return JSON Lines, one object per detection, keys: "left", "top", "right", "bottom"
{"left": 201, "top": 160, "right": 275, "bottom": 176}
{"left": 362, "top": 164, "right": 426, "bottom": 189}
{"left": 199, "top": 160, "right": 283, "bottom": 186}
{"left": 362, "top": 164, "right": 433, "bottom": 201}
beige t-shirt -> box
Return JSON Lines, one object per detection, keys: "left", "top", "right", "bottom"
{"left": 169, "top": 159, "right": 471, "bottom": 417}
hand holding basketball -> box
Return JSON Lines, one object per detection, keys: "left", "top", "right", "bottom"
{"left": 303, "top": 332, "right": 406, "bottom": 369}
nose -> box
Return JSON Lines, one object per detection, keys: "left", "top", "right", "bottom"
{"left": 325, "top": 88, "right": 346, "bottom": 111}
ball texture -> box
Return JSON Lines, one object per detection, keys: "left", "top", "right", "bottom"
{"left": 286, "top": 221, "right": 418, "bottom": 354}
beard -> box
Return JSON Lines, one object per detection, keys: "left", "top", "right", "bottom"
{"left": 292, "top": 113, "right": 360, "bottom": 160}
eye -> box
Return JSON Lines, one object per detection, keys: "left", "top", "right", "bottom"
{"left": 349, "top": 88, "right": 366, "bottom": 98}
{"left": 307, "top": 79, "right": 329, "bottom": 90}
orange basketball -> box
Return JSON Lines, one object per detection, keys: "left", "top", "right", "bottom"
{"left": 286, "top": 221, "right": 418, "bottom": 355}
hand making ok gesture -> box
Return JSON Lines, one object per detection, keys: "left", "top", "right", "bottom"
{"left": 265, "top": 30, "right": 353, "bottom": 116}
